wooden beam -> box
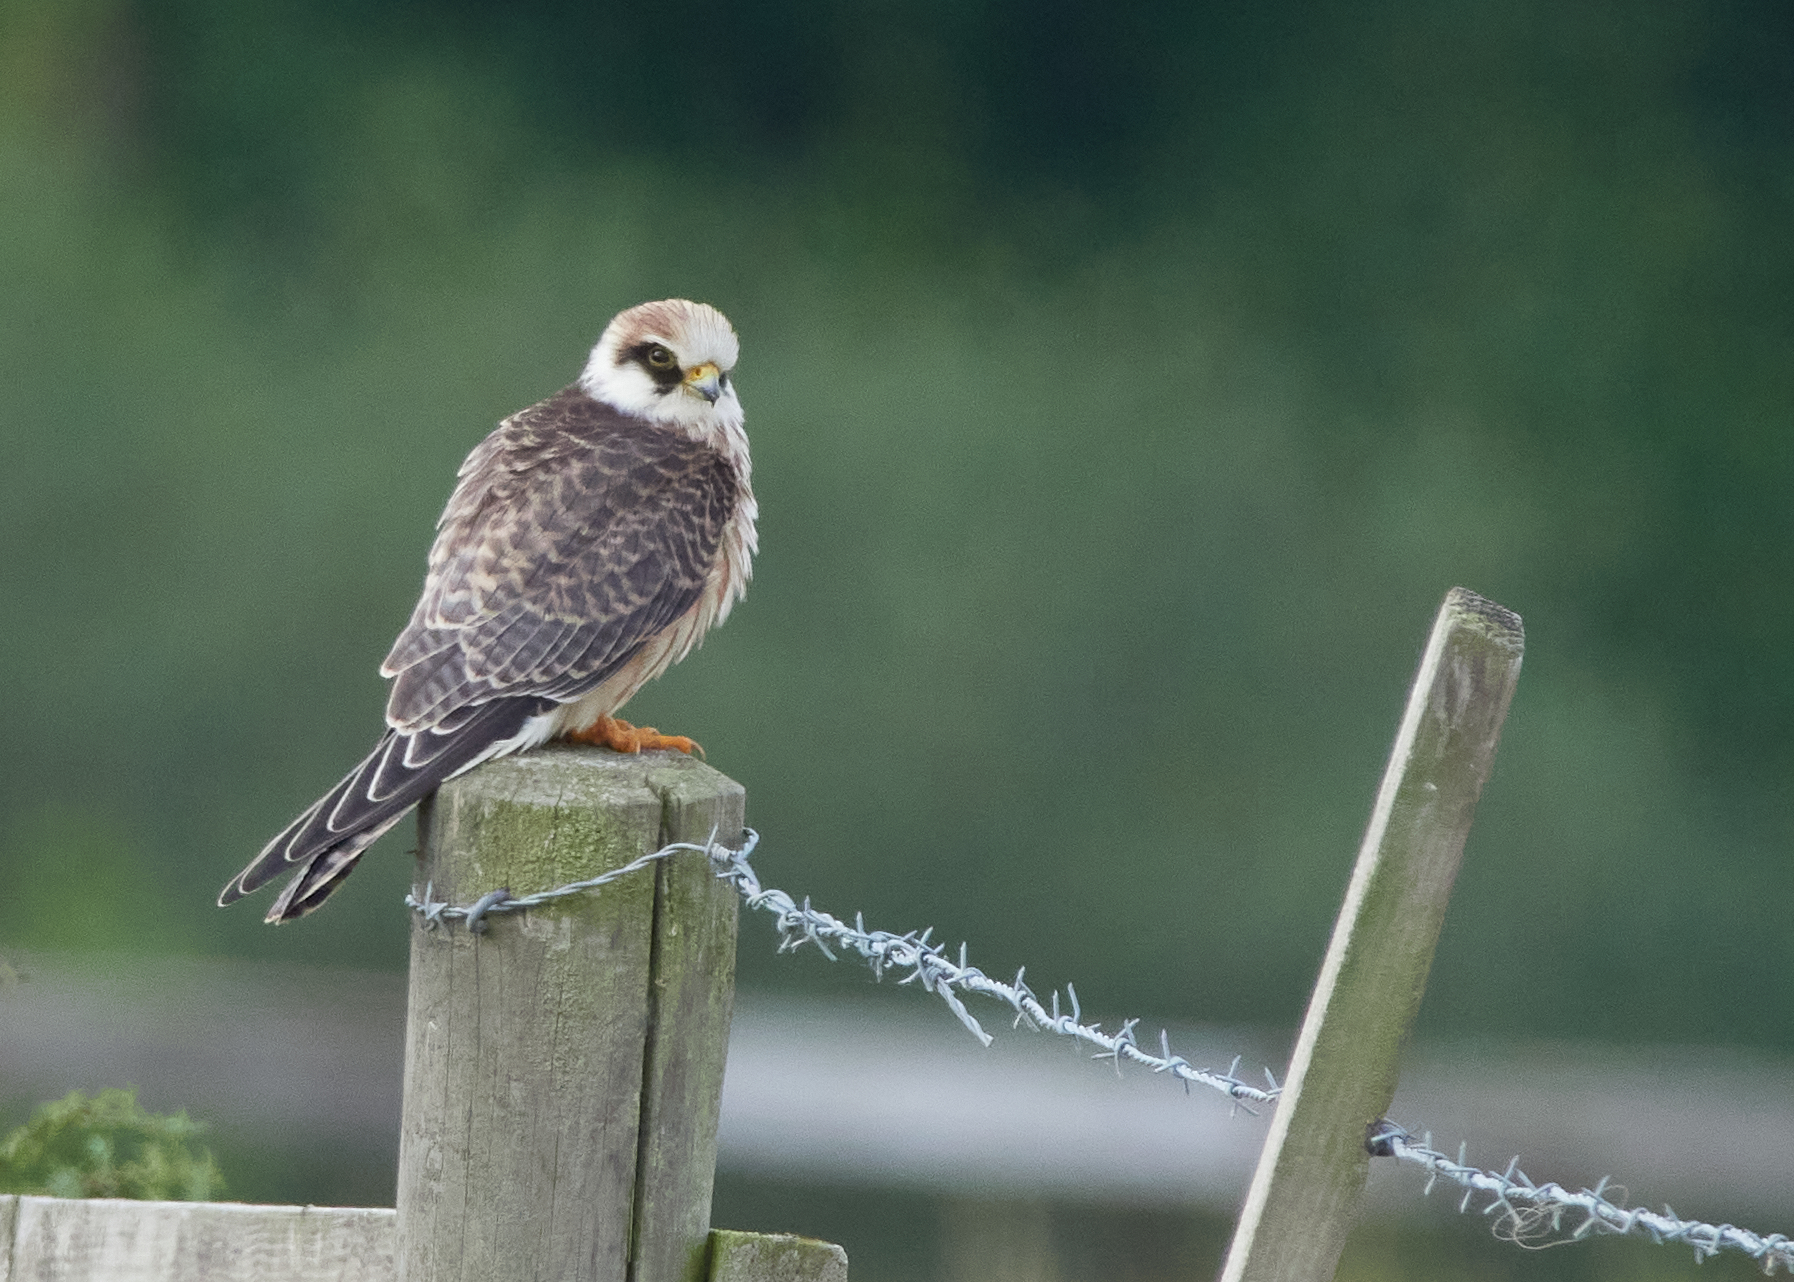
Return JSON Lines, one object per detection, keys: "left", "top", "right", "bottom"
{"left": 1218, "top": 587, "right": 1524, "bottom": 1282}
{"left": 395, "top": 746, "right": 743, "bottom": 1282}
{"left": 634, "top": 765, "right": 749, "bottom": 1282}
{"left": 0, "top": 1195, "right": 394, "bottom": 1281}
{"left": 707, "top": 1229, "right": 849, "bottom": 1281}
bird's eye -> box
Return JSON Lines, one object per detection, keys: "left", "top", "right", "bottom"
{"left": 645, "top": 344, "right": 676, "bottom": 369}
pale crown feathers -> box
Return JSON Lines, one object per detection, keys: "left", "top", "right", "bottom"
{"left": 579, "top": 299, "right": 756, "bottom": 595}
{"left": 220, "top": 297, "right": 759, "bottom": 924}
{"left": 580, "top": 298, "right": 744, "bottom": 436}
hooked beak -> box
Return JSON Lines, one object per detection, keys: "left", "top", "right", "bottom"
{"left": 683, "top": 361, "right": 724, "bottom": 404}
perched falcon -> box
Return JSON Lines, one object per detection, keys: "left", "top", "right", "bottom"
{"left": 220, "top": 299, "right": 756, "bottom": 922}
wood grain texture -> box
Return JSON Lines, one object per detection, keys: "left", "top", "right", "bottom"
{"left": 1219, "top": 587, "right": 1524, "bottom": 1282}
{"left": 0, "top": 1196, "right": 394, "bottom": 1281}
{"left": 707, "top": 1229, "right": 849, "bottom": 1282}
{"left": 630, "top": 762, "right": 745, "bottom": 1282}
{"left": 0, "top": 1195, "right": 15, "bottom": 1282}
{"left": 395, "top": 745, "right": 743, "bottom": 1282}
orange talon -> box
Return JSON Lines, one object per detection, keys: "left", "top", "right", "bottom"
{"left": 565, "top": 715, "right": 704, "bottom": 759}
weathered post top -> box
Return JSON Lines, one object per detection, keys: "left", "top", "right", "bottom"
{"left": 1219, "top": 587, "right": 1524, "bottom": 1282}
{"left": 396, "top": 745, "right": 743, "bottom": 1282}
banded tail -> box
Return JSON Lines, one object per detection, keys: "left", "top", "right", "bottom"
{"left": 220, "top": 696, "right": 554, "bottom": 922}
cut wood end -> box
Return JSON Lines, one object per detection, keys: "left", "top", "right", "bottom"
{"left": 440, "top": 742, "right": 734, "bottom": 810}
{"left": 1444, "top": 587, "right": 1524, "bottom": 653}
{"left": 708, "top": 1228, "right": 849, "bottom": 1282}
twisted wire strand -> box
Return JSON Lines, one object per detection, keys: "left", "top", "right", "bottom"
{"left": 406, "top": 829, "right": 1794, "bottom": 1271}
{"left": 1368, "top": 1120, "right": 1794, "bottom": 1274}
{"left": 405, "top": 827, "right": 1279, "bottom": 1108}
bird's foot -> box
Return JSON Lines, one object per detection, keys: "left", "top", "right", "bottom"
{"left": 566, "top": 715, "right": 704, "bottom": 759}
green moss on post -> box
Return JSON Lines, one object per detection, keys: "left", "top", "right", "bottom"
{"left": 395, "top": 746, "right": 743, "bottom": 1282}
{"left": 707, "top": 1230, "right": 849, "bottom": 1282}
{"left": 633, "top": 763, "right": 746, "bottom": 1282}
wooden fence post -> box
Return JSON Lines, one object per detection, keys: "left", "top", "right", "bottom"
{"left": 1217, "top": 587, "right": 1524, "bottom": 1282}
{"left": 395, "top": 744, "right": 743, "bottom": 1282}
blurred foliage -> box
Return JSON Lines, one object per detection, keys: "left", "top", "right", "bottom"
{"left": 0, "top": 807, "right": 196, "bottom": 952}
{"left": 0, "top": 1088, "right": 225, "bottom": 1200}
{"left": 0, "top": 0, "right": 1790, "bottom": 1072}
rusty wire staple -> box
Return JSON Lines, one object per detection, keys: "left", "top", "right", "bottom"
{"left": 1367, "top": 1120, "right": 1794, "bottom": 1274}
{"left": 405, "top": 826, "right": 1280, "bottom": 1110}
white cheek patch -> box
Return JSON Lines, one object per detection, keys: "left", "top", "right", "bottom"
{"left": 582, "top": 361, "right": 668, "bottom": 418}
{"left": 577, "top": 299, "right": 745, "bottom": 434}
{"left": 582, "top": 364, "right": 743, "bottom": 433}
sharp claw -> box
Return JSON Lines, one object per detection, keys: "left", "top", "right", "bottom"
{"left": 563, "top": 716, "right": 703, "bottom": 757}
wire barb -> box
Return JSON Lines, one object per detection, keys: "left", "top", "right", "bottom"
{"left": 405, "top": 827, "right": 1280, "bottom": 1108}
{"left": 1368, "top": 1119, "right": 1794, "bottom": 1274}
{"left": 404, "top": 830, "right": 1794, "bottom": 1273}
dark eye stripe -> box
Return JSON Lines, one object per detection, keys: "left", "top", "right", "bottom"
{"left": 620, "top": 340, "right": 684, "bottom": 391}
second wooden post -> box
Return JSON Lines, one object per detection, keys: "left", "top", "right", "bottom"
{"left": 1218, "top": 587, "right": 1524, "bottom": 1282}
{"left": 395, "top": 745, "right": 743, "bottom": 1282}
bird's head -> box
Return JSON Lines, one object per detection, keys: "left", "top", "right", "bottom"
{"left": 581, "top": 299, "right": 743, "bottom": 433}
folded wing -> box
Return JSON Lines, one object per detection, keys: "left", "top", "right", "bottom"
{"left": 220, "top": 389, "right": 738, "bottom": 921}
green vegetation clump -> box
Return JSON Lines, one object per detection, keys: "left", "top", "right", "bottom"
{"left": 0, "top": 1089, "right": 225, "bottom": 1201}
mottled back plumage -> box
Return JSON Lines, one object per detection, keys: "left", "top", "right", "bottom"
{"left": 221, "top": 300, "right": 753, "bottom": 921}
{"left": 383, "top": 389, "right": 738, "bottom": 727}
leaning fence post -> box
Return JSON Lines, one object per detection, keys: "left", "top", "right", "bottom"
{"left": 1218, "top": 587, "right": 1524, "bottom": 1282}
{"left": 395, "top": 744, "right": 742, "bottom": 1282}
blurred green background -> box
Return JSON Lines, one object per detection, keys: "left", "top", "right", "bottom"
{"left": 1, "top": 0, "right": 1790, "bottom": 1275}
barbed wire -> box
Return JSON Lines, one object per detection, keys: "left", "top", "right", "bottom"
{"left": 405, "top": 831, "right": 723, "bottom": 934}
{"left": 1368, "top": 1120, "right": 1794, "bottom": 1274}
{"left": 406, "top": 828, "right": 1794, "bottom": 1271}
{"left": 406, "top": 826, "right": 1280, "bottom": 1109}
